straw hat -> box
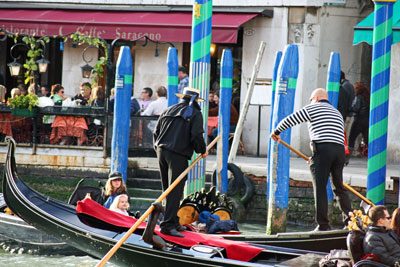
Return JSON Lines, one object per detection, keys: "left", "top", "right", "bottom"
{"left": 108, "top": 171, "right": 123, "bottom": 181}
{"left": 176, "top": 87, "right": 204, "bottom": 102}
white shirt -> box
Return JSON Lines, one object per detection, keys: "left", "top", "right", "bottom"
{"left": 141, "top": 97, "right": 168, "bottom": 116}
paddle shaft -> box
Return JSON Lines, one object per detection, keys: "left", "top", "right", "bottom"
{"left": 96, "top": 135, "right": 221, "bottom": 267}
{"left": 276, "top": 139, "right": 375, "bottom": 207}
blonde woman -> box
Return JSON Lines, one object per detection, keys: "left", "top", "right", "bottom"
{"left": 10, "top": 88, "right": 21, "bottom": 99}
{"left": 103, "top": 171, "right": 128, "bottom": 209}
{"left": 27, "top": 83, "right": 37, "bottom": 95}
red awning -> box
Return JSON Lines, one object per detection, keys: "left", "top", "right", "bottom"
{"left": 0, "top": 9, "right": 258, "bottom": 43}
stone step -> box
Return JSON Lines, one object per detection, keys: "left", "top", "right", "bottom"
{"left": 127, "top": 178, "right": 162, "bottom": 190}
{"left": 129, "top": 197, "right": 156, "bottom": 211}
{"left": 127, "top": 168, "right": 214, "bottom": 181}
{"left": 128, "top": 188, "right": 162, "bottom": 199}
{"left": 128, "top": 168, "right": 161, "bottom": 179}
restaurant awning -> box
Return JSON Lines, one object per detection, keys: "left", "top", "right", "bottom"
{"left": 353, "top": 2, "right": 400, "bottom": 45}
{"left": 0, "top": 9, "right": 259, "bottom": 44}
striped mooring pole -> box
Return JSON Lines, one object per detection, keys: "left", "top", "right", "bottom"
{"left": 167, "top": 47, "right": 179, "bottom": 107}
{"left": 110, "top": 46, "right": 133, "bottom": 183}
{"left": 266, "top": 51, "right": 282, "bottom": 198}
{"left": 367, "top": 0, "right": 396, "bottom": 204}
{"left": 326, "top": 52, "right": 341, "bottom": 202}
{"left": 216, "top": 49, "right": 233, "bottom": 193}
{"left": 267, "top": 44, "right": 299, "bottom": 234}
{"left": 186, "top": 0, "right": 213, "bottom": 195}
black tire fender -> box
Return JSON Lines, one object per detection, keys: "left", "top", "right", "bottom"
{"left": 212, "top": 163, "right": 243, "bottom": 195}
{"left": 212, "top": 163, "right": 254, "bottom": 206}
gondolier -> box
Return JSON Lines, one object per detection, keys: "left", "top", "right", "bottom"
{"left": 271, "top": 88, "right": 352, "bottom": 231}
{"left": 153, "top": 87, "right": 207, "bottom": 237}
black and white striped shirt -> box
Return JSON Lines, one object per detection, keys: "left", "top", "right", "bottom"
{"left": 274, "top": 100, "right": 344, "bottom": 145}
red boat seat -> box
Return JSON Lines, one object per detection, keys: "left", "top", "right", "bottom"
{"left": 76, "top": 199, "right": 262, "bottom": 262}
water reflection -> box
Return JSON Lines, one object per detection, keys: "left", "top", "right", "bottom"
{"left": 0, "top": 251, "right": 116, "bottom": 267}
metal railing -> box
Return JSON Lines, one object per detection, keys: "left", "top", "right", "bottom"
{"left": 0, "top": 105, "right": 158, "bottom": 157}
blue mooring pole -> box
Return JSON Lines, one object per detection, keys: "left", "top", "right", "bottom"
{"left": 267, "top": 44, "right": 299, "bottom": 234}
{"left": 216, "top": 49, "right": 233, "bottom": 193}
{"left": 266, "top": 51, "right": 282, "bottom": 198}
{"left": 326, "top": 52, "right": 341, "bottom": 203}
{"left": 111, "top": 46, "right": 133, "bottom": 183}
{"left": 167, "top": 47, "right": 179, "bottom": 107}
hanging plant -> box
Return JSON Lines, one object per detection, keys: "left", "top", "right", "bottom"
{"left": 20, "top": 35, "right": 50, "bottom": 84}
{"left": 65, "top": 32, "right": 108, "bottom": 83}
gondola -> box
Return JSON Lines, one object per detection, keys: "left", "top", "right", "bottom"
{"left": 220, "top": 229, "right": 348, "bottom": 253}
{"left": 2, "top": 138, "right": 326, "bottom": 267}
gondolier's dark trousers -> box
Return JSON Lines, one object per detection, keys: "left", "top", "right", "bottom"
{"left": 156, "top": 147, "right": 188, "bottom": 231}
{"left": 309, "top": 142, "right": 352, "bottom": 228}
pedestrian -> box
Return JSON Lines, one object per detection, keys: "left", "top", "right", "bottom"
{"left": 338, "top": 71, "right": 355, "bottom": 137}
{"left": 178, "top": 66, "right": 189, "bottom": 94}
{"left": 348, "top": 82, "right": 370, "bottom": 160}
{"left": 271, "top": 88, "right": 352, "bottom": 231}
{"left": 153, "top": 87, "right": 207, "bottom": 237}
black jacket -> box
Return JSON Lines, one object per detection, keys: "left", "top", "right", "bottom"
{"left": 153, "top": 102, "right": 206, "bottom": 159}
{"left": 338, "top": 79, "right": 355, "bottom": 120}
{"left": 363, "top": 225, "right": 400, "bottom": 266}
{"left": 350, "top": 95, "right": 369, "bottom": 121}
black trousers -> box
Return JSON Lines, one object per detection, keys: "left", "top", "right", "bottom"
{"left": 348, "top": 118, "right": 369, "bottom": 149}
{"left": 309, "top": 142, "right": 352, "bottom": 227}
{"left": 156, "top": 147, "right": 188, "bottom": 231}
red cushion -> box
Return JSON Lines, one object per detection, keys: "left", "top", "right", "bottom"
{"left": 76, "top": 199, "right": 262, "bottom": 262}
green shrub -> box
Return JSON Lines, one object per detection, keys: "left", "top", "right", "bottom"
{"left": 8, "top": 94, "right": 39, "bottom": 111}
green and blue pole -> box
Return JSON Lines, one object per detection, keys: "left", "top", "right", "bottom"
{"left": 326, "top": 52, "right": 341, "bottom": 202}
{"left": 167, "top": 47, "right": 179, "bottom": 106}
{"left": 186, "top": 0, "right": 213, "bottom": 195}
{"left": 266, "top": 51, "right": 282, "bottom": 198}
{"left": 110, "top": 46, "right": 132, "bottom": 183}
{"left": 367, "top": 0, "right": 396, "bottom": 204}
{"left": 216, "top": 49, "right": 233, "bottom": 193}
{"left": 267, "top": 44, "right": 299, "bottom": 234}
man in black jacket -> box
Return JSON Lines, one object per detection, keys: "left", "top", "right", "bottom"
{"left": 154, "top": 87, "right": 207, "bottom": 237}
{"left": 364, "top": 205, "right": 400, "bottom": 266}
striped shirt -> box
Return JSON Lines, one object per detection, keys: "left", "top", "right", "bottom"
{"left": 274, "top": 100, "right": 344, "bottom": 145}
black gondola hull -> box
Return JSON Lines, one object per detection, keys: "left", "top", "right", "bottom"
{"left": 3, "top": 138, "right": 325, "bottom": 267}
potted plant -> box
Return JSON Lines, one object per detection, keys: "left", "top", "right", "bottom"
{"left": 8, "top": 94, "right": 39, "bottom": 117}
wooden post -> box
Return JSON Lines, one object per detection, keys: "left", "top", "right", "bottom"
{"left": 228, "top": 41, "right": 266, "bottom": 163}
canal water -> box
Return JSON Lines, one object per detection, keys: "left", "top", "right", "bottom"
{"left": 0, "top": 222, "right": 312, "bottom": 266}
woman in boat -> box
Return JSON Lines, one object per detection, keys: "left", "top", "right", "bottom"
{"left": 109, "top": 194, "right": 130, "bottom": 216}
{"left": 103, "top": 171, "right": 128, "bottom": 209}
{"left": 391, "top": 208, "right": 400, "bottom": 238}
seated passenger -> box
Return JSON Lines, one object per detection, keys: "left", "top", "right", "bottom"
{"left": 103, "top": 171, "right": 128, "bottom": 209}
{"left": 209, "top": 91, "right": 239, "bottom": 141}
{"left": 109, "top": 194, "right": 130, "bottom": 216}
{"left": 72, "top": 82, "right": 91, "bottom": 106}
{"left": 363, "top": 205, "right": 400, "bottom": 266}
{"left": 141, "top": 86, "right": 167, "bottom": 116}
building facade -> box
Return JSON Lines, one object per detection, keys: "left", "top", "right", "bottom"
{"left": 3, "top": 0, "right": 397, "bottom": 162}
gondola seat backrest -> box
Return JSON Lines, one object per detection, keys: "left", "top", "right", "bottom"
{"left": 68, "top": 179, "right": 105, "bottom": 206}
{"left": 347, "top": 230, "right": 366, "bottom": 263}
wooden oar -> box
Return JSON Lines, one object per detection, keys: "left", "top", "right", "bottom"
{"left": 96, "top": 135, "right": 221, "bottom": 267}
{"left": 274, "top": 138, "right": 375, "bottom": 207}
